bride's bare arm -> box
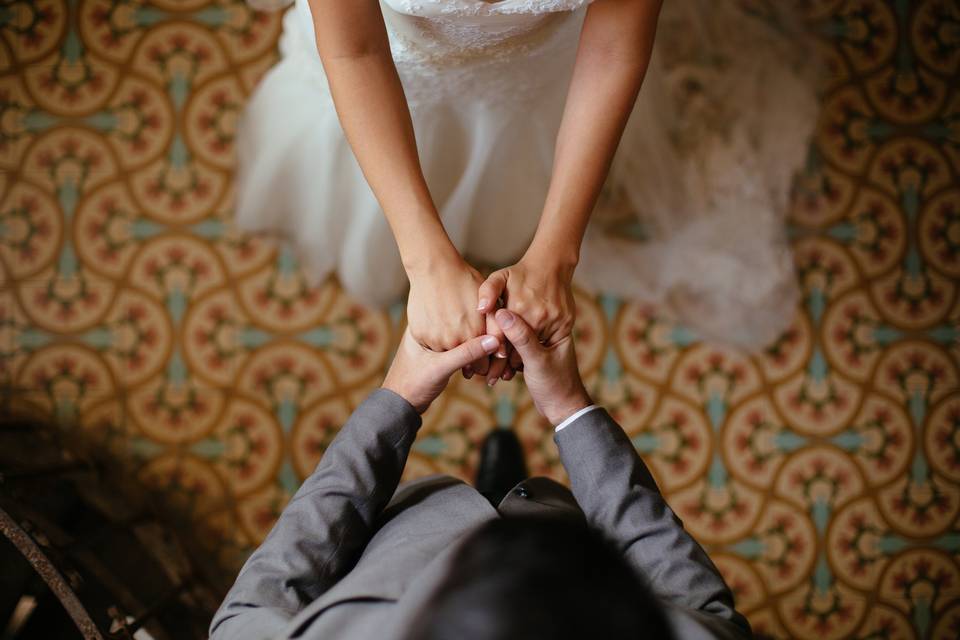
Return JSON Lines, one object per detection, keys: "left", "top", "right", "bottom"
{"left": 478, "top": 0, "right": 662, "bottom": 353}
{"left": 308, "top": 0, "right": 488, "bottom": 359}
{"left": 533, "top": 0, "right": 661, "bottom": 262}
{"left": 308, "top": 0, "right": 450, "bottom": 265}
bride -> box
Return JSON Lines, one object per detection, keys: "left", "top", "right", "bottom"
{"left": 235, "top": 0, "right": 819, "bottom": 382}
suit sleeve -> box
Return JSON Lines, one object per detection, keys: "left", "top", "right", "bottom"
{"left": 554, "top": 408, "right": 752, "bottom": 640}
{"left": 209, "top": 388, "right": 422, "bottom": 640}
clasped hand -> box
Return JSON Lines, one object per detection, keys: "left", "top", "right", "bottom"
{"left": 406, "top": 253, "right": 576, "bottom": 384}
{"left": 383, "top": 309, "right": 591, "bottom": 424}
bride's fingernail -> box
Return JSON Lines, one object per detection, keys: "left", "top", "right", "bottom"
{"left": 487, "top": 378, "right": 497, "bottom": 387}
{"left": 477, "top": 298, "right": 489, "bottom": 311}
{"left": 481, "top": 336, "right": 499, "bottom": 351}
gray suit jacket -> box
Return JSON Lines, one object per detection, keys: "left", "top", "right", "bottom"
{"left": 210, "top": 389, "right": 752, "bottom": 640}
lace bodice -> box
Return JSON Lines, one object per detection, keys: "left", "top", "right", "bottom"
{"left": 379, "top": 0, "right": 591, "bottom": 108}
{"left": 382, "top": 0, "right": 592, "bottom": 17}
{"left": 254, "top": 0, "right": 590, "bottom": 108}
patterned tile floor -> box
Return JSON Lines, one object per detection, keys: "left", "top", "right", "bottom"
{"left": 1, "top": 0, "right": 959, "bottom": 638}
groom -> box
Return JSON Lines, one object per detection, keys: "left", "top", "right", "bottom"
{"left": 210, "top": 309, "right": 752, "bottom": 640}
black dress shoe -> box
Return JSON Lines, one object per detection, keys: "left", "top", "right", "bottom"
{"left": 475, "top": 428, "right": 528, "bottom": 507}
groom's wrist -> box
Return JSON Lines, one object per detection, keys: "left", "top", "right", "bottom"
{"left": 544, "top": 388, "right": 593, "bottom": 426}
{"left": 380, "top": 378, "right": 427, "bottom": 415}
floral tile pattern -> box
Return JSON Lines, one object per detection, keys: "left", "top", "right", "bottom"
{"left": 1, "top": 0, "right": 959, "bottom": 637}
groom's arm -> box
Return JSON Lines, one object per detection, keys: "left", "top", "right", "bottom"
{"left": 493, "top": 308, "right": 750, "bottom": 640}
{"left": 555, "top": 409, "right": 752, "bottom": 639}
{"left": 209, "top": 388, "right": 421, "bottom": 640}
{"left": 209, "top": 331, "right": 500, "bottom": 640}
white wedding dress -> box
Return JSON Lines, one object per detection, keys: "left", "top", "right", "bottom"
{"left": 236, "top": 0, "right": 819, "bottom": 349}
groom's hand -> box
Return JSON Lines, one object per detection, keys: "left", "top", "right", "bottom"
{"left": 383, "top": 328, "right": 500, "bottom": 414}
{"left": 494, "top": 309, "right": 591, "bottom": 426}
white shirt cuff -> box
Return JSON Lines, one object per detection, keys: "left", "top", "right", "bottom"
{"left": 554, "top": 405, "right": 600, "bottom": 433}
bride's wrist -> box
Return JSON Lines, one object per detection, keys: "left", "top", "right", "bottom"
{"left": 522, "top": 241, "right": 578, "bottom": 280}
{"left": 396, "top": 212, "right": 462, "bottom": 275}
{"left": 402, "top": 236, "right": 463, "bottom": 277}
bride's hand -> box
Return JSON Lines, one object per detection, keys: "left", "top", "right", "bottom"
{"left": 476, "top": 256, "right": 576, "bottom": 376}
{"left": 407, "top": 252, "right": 493, "bottom": 374}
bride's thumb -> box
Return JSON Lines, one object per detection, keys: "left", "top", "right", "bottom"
{"left": 477, "top": 271, "right": 507, "bottom": 313}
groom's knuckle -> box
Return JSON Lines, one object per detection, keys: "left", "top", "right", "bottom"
{"left": 469, "top": 342, "right": 484, "bottom": 359}
{"left": 512, "top": 330, "right": 531, "bottom": 348}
